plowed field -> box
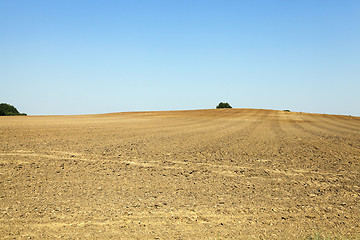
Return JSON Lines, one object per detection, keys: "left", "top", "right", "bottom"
{"left": 1, "top": 109, "right": 359, "bottom": 239}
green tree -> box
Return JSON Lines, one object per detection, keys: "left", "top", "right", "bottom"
{"left": 216, "top": 102, "right": 232, "bottom": 109}
{"left": 0, "top": 103, "right": 26, "bottom": 116}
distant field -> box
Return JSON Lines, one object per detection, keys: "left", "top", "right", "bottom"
{"left": 1, "top": 109, "right": 359, "bottom": 239}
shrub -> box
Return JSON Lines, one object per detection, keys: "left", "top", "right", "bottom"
{"left": 216, "top": 102, "right": 232, "bottom": 109}
{"left": 0, "top": 103, "right": 26, "bottom": 116}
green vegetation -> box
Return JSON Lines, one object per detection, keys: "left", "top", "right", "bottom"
{"left": 306, "top": 232, "right": 332, "bottom": 240}
{"left": 216, "top": 102, "right": 232, "bottom": 109}
{"left": 283, "top": 109, "right": 291, "bottom": 112}
{"left": 0, "top": 103, "right": 27, "bottom": 116}
{"left": 305, "top": 231, "right": 355, "bottom": 240}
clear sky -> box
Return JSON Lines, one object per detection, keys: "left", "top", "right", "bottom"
{"left": 1, "top": 0, "right": 359, "bottom": 116}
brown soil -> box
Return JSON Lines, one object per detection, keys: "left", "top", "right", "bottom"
{"left": 1, "top": 109, "right": 359, "bottom": 239}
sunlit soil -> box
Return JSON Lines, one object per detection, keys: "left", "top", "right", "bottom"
{"left": 1, "top": 109, "right": 359, "bottom": 239}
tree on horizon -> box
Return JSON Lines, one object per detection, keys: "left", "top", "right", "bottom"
{"left": 0, "top": 103, "right": 26, "bottom": 116}
{"left": 216, "top": 102, "right": 232, "bottom": 109}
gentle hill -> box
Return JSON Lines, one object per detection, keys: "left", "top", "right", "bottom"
{"left": 0, "top": 108, "right": 359, "bottom": 239}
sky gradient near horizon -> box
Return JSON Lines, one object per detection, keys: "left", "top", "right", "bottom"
{"left": 1, "top": 0, "right": 359, "bottom": 116}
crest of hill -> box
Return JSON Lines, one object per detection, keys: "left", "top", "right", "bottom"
{"left": 98, "top": 108, "right": 360, "bottom": 121}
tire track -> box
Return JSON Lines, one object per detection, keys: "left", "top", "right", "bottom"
{"left": 194, "top": 109, "right": 272, "bottom": 155}
{"left": 138, "top": 109, "right": 271, "bottom": 170}
{"left": 324, "top": 114, "right": 360, "bottom": 129}
{"left": 295, "top": 116, "right": 360, "bottom": 151}
{"left": 313, "top": 113, "right": 360, "bottom": 132}
{"left": 282, "top": 116, "right": 360, "bottom": 170}
{"left": 142, "top": 109, "right": 257, "bottom": 138}
{"left": 144, "top": 109, "right": 264, "bottom": 152}
{"left": 304, "top": 113, "right": 359, "bottom": 135}
{"left": 87, "top": 110, "right": 265, "bottom": 162}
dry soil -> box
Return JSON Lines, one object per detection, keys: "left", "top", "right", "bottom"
{"left": 0, "top": 109, "right": 359, "bottom": 239}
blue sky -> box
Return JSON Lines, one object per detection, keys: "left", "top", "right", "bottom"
{"left": 1, "top": 0, "right": 359, "bottom": 115}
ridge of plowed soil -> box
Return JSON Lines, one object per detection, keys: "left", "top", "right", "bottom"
{"left": 1, "top": 109, "right": 359, "bottom": 239}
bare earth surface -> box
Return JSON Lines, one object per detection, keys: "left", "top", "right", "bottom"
{"left": 1, "top": 109, "right": 359, "bottom": 239}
